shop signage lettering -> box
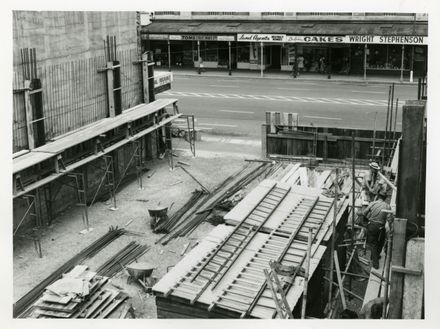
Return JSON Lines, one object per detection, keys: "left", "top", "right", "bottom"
{"left": 285, "top": 35, "right": 428, "bottom": 45}
{"left": 154, "top": 72, "right": 173, "bottom": 89}
{"left": 237, "top": 34, "right": 286, "bottom": 42}
{"left": 167, "top": 35, "right": 235, "bottom": 41}
{"left": 376, "top": 36, "right": 426, "bottom": 45}
{"left": 148, "top": 34, "right": 169, "bottom": 40}
{"left": 286, "top": 35, "right": 345, "bottom": 43}
{"left": 346, "top": 35, "right": 427, "bottom": 44}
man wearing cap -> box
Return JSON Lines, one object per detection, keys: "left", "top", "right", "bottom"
{"left": 362, "top": 190, "right": 391, "bottom": 269}
{"left": 362, "top": 162, "right": 381, "bottom": 203}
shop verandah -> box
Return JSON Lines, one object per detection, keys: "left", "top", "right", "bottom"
{"left": 146, "top": 40, "right": 426, "bottom": 81}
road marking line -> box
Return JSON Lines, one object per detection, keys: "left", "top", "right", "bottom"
{"left": 303, "top": 116, "right": 342, "bottom": 121}
{"left": 198, "top": 123, "right": 238, "bottom": 127}
{"left": 164, "top": 91, "right": 389, "bottom": 106}
{"left": 351, "top": 90, "right": 386, "bottom": 94}
{"left": 220, "top": 110, "right": 255, "bottom": 114}
{"left": 276, "top": 87, "right": 310, "bottom": 91}
{"left": 208, "top": 85, "right": 239, "bottom": 88}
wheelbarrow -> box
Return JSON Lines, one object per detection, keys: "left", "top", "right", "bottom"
{"left": 148, "top": 206, "right": 168, "bottom": 230}
{"left": 125, "top": 262, "right": 157, "bottom": 292}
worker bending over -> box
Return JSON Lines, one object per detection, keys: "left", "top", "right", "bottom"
{"left": 362, "top": 190, "right": 391, "bottom": 269}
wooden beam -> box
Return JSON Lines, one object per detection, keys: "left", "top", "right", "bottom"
{"left": 106, "top": 62, "right": 116, "bottom": 117}
{"left": 396, "top": 101, "right": 425, "bottom": 227}
{"left": 142, "top": 52, "right": 149, "bottom": 103}
{"left": 24, "top": 80, "right": 35, "bottom": 150}
{"left": 388, "top": 217, "right": 407, "bottom": 319}
{"left": 402, "top": 238, "right": 424, "bottom": 319}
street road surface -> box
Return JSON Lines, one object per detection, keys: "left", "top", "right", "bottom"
{"left": 158, "top": 75, "right": 418, "bottom": 138}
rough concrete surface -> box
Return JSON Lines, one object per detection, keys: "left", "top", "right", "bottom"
{"left": 13, "top": 137, "right": 250, "bottom": 318}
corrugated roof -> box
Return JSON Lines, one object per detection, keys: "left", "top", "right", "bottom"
{"left": 142, "top": 20, "right": 428, "bottom": 36}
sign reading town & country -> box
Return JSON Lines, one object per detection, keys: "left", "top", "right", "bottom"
{"left": 237, "top": 34, "right": 286, "bottom": 42}
{"left": 168, "top": 34, "right": 235, "bottom": 41}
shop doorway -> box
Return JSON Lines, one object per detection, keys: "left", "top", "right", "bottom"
{"left": 300, "top": 46, "right": 327, "bottom": 74}
{"left": 330, "top": 47, "right": 350, "bottom": 74}
{"left": 271, "top": 46, "right": 281, "bottom": 69}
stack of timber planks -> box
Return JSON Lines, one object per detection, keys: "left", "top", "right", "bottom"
{"left": 31, "top": 265, "right": 128, "bottom": 318}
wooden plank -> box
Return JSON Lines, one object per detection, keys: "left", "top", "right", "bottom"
{"left": 388, "top": 218, "right": 407, "bottom": 318}
{"left": 13, "top": 151, "right": 55, "bottom": 173}
{"left": 40, "top": 293, "right": 72, "bottom": 305}
{"left": 90, "top": 290, "right": 119, "bottom": 318}
{"left": 34, "top": 98, "right": 177, "bottom": 154}
{"left": 402, "top": 238, "right": 424, "bottom": 319}
{"left": 35, "top": 300, "right": 79, "bottom": 312}
{"left": 98, "top": 294, "right": 128, "bottom": 318}
{"left": 84, "top": 291, "right": 112, "bottom": 318}
{"left": 34, "top": 308, "right": 73, "bottom": 318}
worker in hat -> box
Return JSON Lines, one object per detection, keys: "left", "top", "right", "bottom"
{"left": 362, "top": 189, "right": 391, "bottom": 269}
{"left": 361, "top": 162, "right": 381, "bottom": 204}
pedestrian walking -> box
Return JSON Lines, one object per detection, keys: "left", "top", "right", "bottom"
{"left": 319, "top": 56, "right": 326, "bottom": 73}
{"left": 297, "top": 55, "right": 304, "bottom": 75}
{"left": 362, "top": 190, "right": 391, "bottom": 269}
{"left": 198, "top": 57, "right": 204, "bottom": 74}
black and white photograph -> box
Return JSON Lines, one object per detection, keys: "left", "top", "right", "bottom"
{"left": 3, "top": 0, "right": 439, "bottom": 327}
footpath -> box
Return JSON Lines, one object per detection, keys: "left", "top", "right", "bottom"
{"left": 163, "top": 67, "right": 418, "bottom": 86}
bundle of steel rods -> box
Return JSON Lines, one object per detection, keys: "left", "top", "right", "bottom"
{"left": 13, "top": 227, "right": 126, "bottom": 318}
{"left": 153, "top": 190, "right": 206, "bottom": 234}
{"left": 97, "top": 242, "right": 149, "bottom": 278}
{"left": 158, "top": 162, "right": 271, "bottom": 245}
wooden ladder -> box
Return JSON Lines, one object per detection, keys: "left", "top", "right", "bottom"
{"left": 263, "top": 260, "right": 293, "bottom": 319}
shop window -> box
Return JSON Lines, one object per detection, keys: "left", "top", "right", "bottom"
{"left": 237, "top": 43, "right": 250, "bottom": 63}
{"left": 367, "top": 44, "right": 409, "bottom": 70}
{"left": 200, "top": 41, "right": 218, "bottom": 62}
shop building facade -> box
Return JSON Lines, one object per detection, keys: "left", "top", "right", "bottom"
{"left": 141, "top": 12, "right": 428, "bottom": 79}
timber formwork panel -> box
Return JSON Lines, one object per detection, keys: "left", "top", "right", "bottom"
{"left": 153, "top": 181, "right": 349, "bottom": 319}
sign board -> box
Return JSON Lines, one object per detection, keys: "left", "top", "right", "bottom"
{"left": 168, "top": 34, "right": 235, "bottom": 41}
{"left": 237, "top": 34, "right": 286, "bottom": 43}
{"left": 285, "top": 35, "right": 428, "bottom": 45}
{"left": 345, "top": 35, "right": 427, "bottom": 45}
{"left": 154, "top": 72, "right": 173, "bottom": 95}
{"left": 148, "top": 34, "right": 169, "bottom": 40}
{"left": 286, "top": 35, "right": 345, "bottom": 43}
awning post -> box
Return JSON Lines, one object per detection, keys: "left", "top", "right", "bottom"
{"left": 260, "top": 42, "right": 264, "bottom": 78}
{"left": 167, "top": 40, "right": 171, "bottom": 72}
{"left": 228, "top": 41, "right": 232, "bottom": 76}
{"left": 363, "top": 44, "right": 368, "bottom": 81}
{"left": 400, "top": 45, "right": 405, "bottom": 82}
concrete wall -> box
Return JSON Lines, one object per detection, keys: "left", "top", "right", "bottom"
{"left": 12, "top": 11, "right": 142, "bottom": 151}
{"left": 13, "top": 11, "right": 138, "bottom": 67}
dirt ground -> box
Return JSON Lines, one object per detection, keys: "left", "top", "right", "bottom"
{"left": 13, "top": 137, "right": 252, "bottom": 318}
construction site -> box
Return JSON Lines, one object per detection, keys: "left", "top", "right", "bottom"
{"left": 11, "top": 11, "right": 427, "bottom": 321}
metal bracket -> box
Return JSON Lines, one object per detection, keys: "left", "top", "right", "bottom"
{"left": 55, "top": 155, "right": 66, "bottom": 173}
{"left": 391, "top": 265, "right": 423, "bottom": 276}
{"left": 97, "top": 64, "right": 121, "bottom": 73}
